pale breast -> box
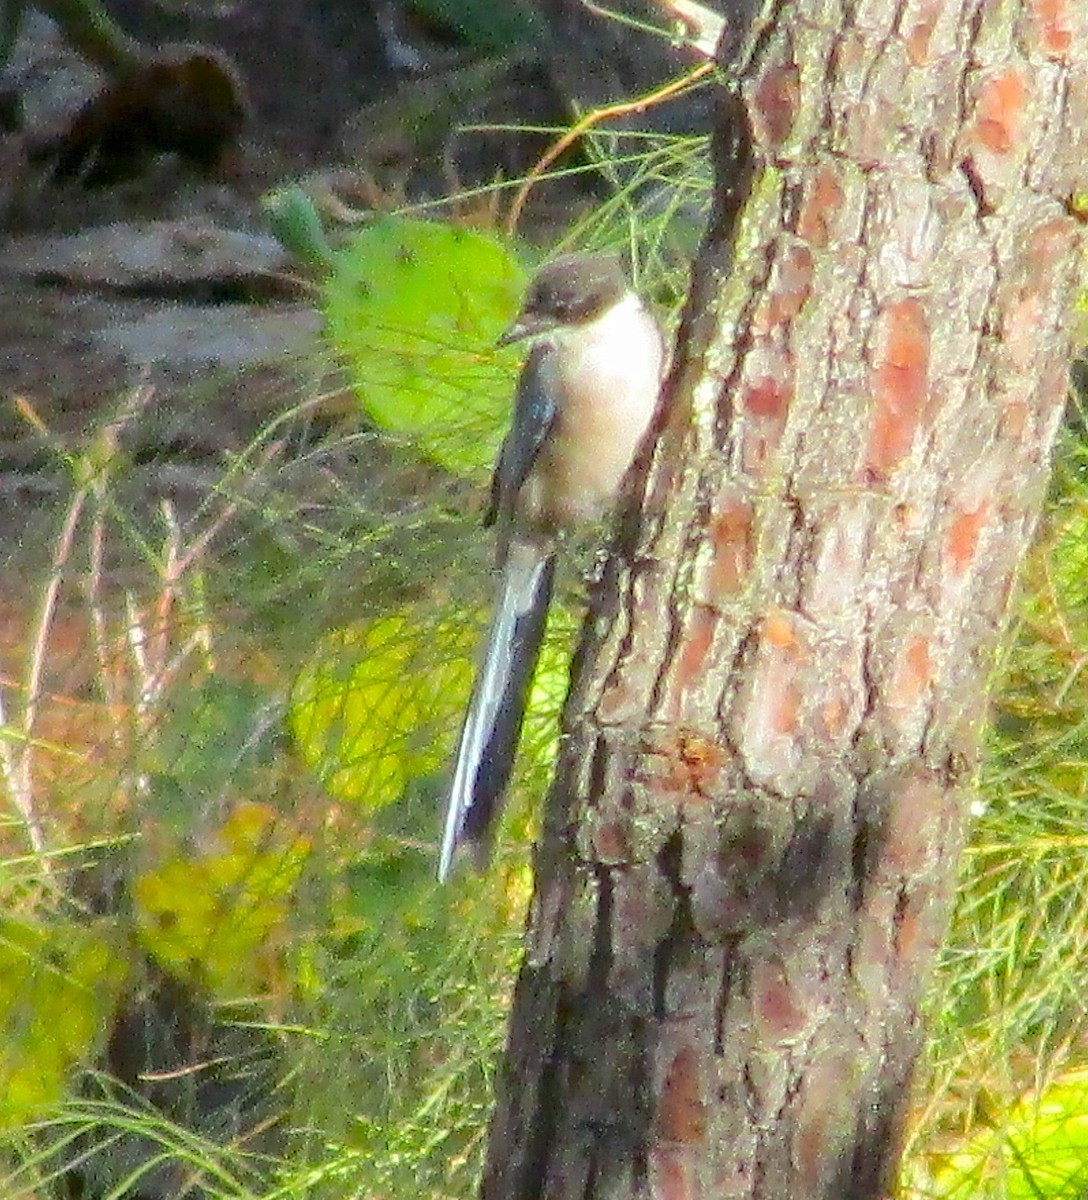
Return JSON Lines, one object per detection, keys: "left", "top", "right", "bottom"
{"left": 535, "top": 295, "right": 664, "bottom": 530}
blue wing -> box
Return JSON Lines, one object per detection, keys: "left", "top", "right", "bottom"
{"left": 440, "top": 343, "right": 561, "bottom": 880}
{"left": 485, "top": 342, "right": 558, "bottom": 528}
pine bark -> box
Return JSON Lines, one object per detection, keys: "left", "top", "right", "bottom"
{"left": 484, "top": 2, "right": 1088, "bottom": 1199}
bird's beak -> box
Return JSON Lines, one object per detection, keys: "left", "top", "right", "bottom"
{"left": 496, "top": 319, "right": 528, "bottom": 347}
{"left": 497, "top": 312, "right": 555, "bottom": 346}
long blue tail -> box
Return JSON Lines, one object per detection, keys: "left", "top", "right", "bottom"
{"left": 439, "top": 543, "right": 556, "bottom": 881}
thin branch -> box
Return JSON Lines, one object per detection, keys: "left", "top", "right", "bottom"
{"left": 504, "top": 62, "right": 713, "bottom": 237}
{"left": 12, "top": 476, "right": 87, "bottom": 858}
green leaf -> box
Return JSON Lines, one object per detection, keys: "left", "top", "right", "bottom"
{"left": 322, "top": 217, "right": 525, "bottom": 476}
{"left": 133, "top": 803, "right": 309, "bottom": 995}
{"left": 263, "top": 185, "right": 337, "bottom": 272}
{"left": 0, "top": 917, "right": 127, "bottom": 1127}
{"left": 290, "top": 595, "right": 577, "bottom": 821}
{"left": 918, "top": 1068, "right": 1088, "bottom": 1199}
{"left": 289, "top": 610, "right": 475, "bottom": 812}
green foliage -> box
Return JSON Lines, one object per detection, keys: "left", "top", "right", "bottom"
{"left": 906, "top": 420, "right": 1088, "bottom": 1196}
{"left": 289, "top": 861, "right": 525, "bottom": 1200}
{"left": 561, "top": 126, "right": 712, "bottom": 290}
{"left": 9, "top": 1088, "right": 265, "bottom": 1199}
{"left": 262, "top": 186, "right": 338, "bottom": 273}
{"left": 322, "top": 217, "right": 525, "bottom": 476}
{"left": 921, "top": 1068, "right": 1088, "bottom": 1198}
{"left": 134, "top": 803, "right": 310, "bottom": 996}
{"left": 290, "top": 610, "right": 475, "bottom": 812}
{"left": 0, "top": 917, "right": 127, "bottom": 1128}
{"left": 289, "top": 598, "right": 576, "bottom": 819}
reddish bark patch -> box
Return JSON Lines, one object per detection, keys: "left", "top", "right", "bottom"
{"left": 778, "top": 242, "right": 814, "bottom": 320}
{"left": 973, "top": 69, "right": 1028, "bottom": 155}
{"left": 865, "top": 299, "right": 930, "bottom": 476}
{"left": 752, "top": 64, "right": 800, "bottom": 149}
{"left": 757, "top": 243, "right": 814, "bottom": 333}
{"left": 890, "top": 635, "right": 933, "bottom": 710}
{"left": 656, "top": 1045, "right": 707, "bottom": 1143}
{"left": 752, "top": 959, "right": 807, "bottom": 1043}
{"left": 721, "top": 823, "right": 775, "bottom": 873}
{"left": 677, "top": 732, "right": 729, "bottom": 797}
{"left": 1000, "top": 394, "right": 1030, "bottom": 440}
{"left": 675, "top": 604, "right": 718, "bottom": 695}
{"left": 894, "top": 889, "right": 928, "bottom": 966}
{"left": 1025, "top": 217, "right": 1079, "bottom": 290}
{"left": 764, "top": 611, "right": 797, "bottom": 650}
{"left": 822, "top": 695, "right": 847, "bottom": 739}
{"left": 796, "top": 166, "right": 844, "bottom": 248}
{"left": 649, "top": 1147, "right": 695, "bottom": 1200}
{"left": 706, "top": 499, "right": 753, "bottom": 598}
{"left": 773, "top": 682, "right": 802, "bottom": 736}
{"left": 855, "top": 892, "right": 895, "bottom": 987}
{"left": 881, "top": 771, "right": 944, "bottom": 874}
{"left": 845, "top": 97, "right": 899, "bottom": 166}
{"left": 793, "top": 1051, "right": 853, "bottom": 1181}
{"left": 592, "top": 819, "right": 629, "bottom": 860}
{"left": 834, "top": 28, "right": 864, "bottom": 73}
{"left": 744, "top": 375, "right": 792, "bottom": 420}
{"left": 742, "top": 348, "right": 794, "bottom": 474}
{"left": 1004, "top": 293, "right": 1045, "bottom": 371}
{"left": 945, "top": 502, "right": 990, "bottom": 576}
{"left": 1031, "top": 0, "right": 1072, "bottom": 57}
{"left": 614, "top": 870, "right": 672, "bottom": 949}
{"left": 1000, "top": 220, "right": 1078, "bottom": 372}
{"left": 643, "top": 731, "right": 728, "bottom": 800}
{"left": 902, "top": 0, "right": 942, "bottom": 65}
{"left": 641, "top": 741, "right": 690, "bottom": 796}
{"left": 764, "top": 652, "right": 801, "bottom": 735}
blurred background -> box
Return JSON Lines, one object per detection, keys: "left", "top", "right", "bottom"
{"left": 0, "top": 3, "right": 1086, "bottom": 1198}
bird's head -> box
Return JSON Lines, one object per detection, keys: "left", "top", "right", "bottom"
{"left": 498, "top": 253, "right": 631, "bottom": 346}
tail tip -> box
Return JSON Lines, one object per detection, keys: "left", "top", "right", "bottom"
{"left": 437, "top": 832, "right": 491, "bottom": 884}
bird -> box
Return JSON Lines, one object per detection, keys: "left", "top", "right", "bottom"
{"left": 438, "top": 252, "right": 665, "bottom": 881}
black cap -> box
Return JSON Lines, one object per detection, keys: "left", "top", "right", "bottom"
{"left": 499, "top": 252, "right": 630, "bottom": 345}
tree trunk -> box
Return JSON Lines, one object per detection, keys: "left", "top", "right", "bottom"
{"left": 483, "top": 3, "right": 1088, "bottom": 1200}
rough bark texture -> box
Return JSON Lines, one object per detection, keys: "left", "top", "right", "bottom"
{"left": 484, "top": 3, "right": 1088, "bottom": 1200}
